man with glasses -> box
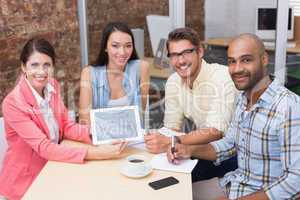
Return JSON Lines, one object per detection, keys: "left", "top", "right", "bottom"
{"left": 144, "top": 27, "right": 238, "bottom": 182}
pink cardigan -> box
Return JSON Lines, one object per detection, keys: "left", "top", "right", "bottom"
{"left": 0, "top": 76, "right": 91, "bottom": 200}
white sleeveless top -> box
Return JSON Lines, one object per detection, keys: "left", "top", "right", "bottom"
{"left": 107, "top": 95, "right": 130, "bottom": 107}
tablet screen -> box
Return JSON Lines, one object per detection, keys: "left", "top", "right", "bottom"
{"left": 90, "top": 106, "right": 142, "bottom": 144}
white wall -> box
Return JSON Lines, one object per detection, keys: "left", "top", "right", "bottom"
{"left": 204, "top": 0, "right": 238, "bottom": 38}
{"left": 0, "top": 118, "right": 7, "bottom": 172}
{"left": 204, "top": 0, "right": 277, "bottom": 39}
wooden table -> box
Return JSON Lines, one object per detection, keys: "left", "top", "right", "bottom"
{"left": 23, "top": 145, "right": 193, "bottom": 200}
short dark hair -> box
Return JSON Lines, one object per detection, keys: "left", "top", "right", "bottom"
{"left": 93, "top": 21, "right": 139, "bottom": 66}
{"left": 166, "top": 27, "right": 200, "bottom": 52}
{"left": 20, "top": 37, "right": 56, "bottom": 65}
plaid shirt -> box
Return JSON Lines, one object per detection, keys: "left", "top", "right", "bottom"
{"left": 211, "top": 79, "right": 300, "bottom": 200}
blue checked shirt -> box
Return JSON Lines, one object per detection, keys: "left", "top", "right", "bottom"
{"left": 211, "top": 79, "right": 300, "bottom": 200}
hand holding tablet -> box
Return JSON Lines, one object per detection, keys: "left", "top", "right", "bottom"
{"left": 85, "top": 140, "right": 128, "bottom": 160}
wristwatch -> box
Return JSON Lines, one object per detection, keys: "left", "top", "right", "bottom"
{"left": 173, "top": 135, "right": 181, "bottom": 144}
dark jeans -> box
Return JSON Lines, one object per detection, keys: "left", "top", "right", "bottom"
{"left": 191, "top": 156, "right": 238, "bottom": 183}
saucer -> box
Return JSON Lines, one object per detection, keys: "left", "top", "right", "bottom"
{"left": 120, "top": 164, "right": 152, "bottom": 178}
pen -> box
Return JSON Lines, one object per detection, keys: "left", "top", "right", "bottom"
{"left": 144, "top": 94, "right": 150, "bottom": 135}
{"left": 171, "top": 135, "right": 176, "bottom": 160}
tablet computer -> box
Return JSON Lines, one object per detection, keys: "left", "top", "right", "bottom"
{"left": 90, "top": 105, "right": 144, "bottom": 145}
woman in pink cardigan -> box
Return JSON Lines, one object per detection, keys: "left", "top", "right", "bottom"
{"left": 0, "top": 38, "right": 127, "bottom": 200}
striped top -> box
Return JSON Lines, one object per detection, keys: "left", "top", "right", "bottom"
{"left": 211, "top": 78, "right": 300, "bottom": 200}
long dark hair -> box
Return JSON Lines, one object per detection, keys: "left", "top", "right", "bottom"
{"left": 20, "top": 37, "right": 56, "bottom": 65}
{"left": 93, "top": 22, "right": 139, "bottom": 66}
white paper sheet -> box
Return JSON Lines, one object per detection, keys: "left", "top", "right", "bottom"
{"left": 158, "top": 127, "right": 180, "bottom": 137}
{"left": 151, "top": 153, "right": 198, "bottom": 173}
{"left": 128, "top": 139, "right": 147, "bottom": 151}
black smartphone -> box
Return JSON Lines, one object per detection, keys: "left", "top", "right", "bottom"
{"left": 148, "top": 176, "right": 179, "bottom": 190}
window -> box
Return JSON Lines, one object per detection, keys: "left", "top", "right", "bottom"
{"left": 290, "top": 0, "right": 300, "bottom": 16}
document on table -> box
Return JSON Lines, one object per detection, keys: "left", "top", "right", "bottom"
{"left": 129, "top": 139, "right": 147, "bottom": 150}
{"left": 151, "top": 153, "right": 198, "bottom": 173}
{"left": 158, "top": 127, "right": 184, "bottom": 137}
{"left": 129, "top": 127, "right": 181, "bottom": 151}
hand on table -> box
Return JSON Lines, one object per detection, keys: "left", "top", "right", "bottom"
{"left": 144, "top": 132, "right": 170, "bottom": 154}
{"left": 86, "top": 140, "right": 128, "bottom": 160}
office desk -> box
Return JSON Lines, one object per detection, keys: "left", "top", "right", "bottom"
{"left": 23, "top": 143, "right": 192, "bottom": 200}
{"left": 142, "top": 57, "right": 173, "bottom": 128}
{"left": 143, "top": 57, "right": 174, "bottom": 80}
{"left": 203, "top": 38, "right": 300, "bottom": 95}
{"left": 203, "top": 37, "right": 300, "bottom": 53}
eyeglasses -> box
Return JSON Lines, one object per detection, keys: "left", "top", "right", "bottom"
{"left": 168, "top": 48, "right": 196, "bottom": 62}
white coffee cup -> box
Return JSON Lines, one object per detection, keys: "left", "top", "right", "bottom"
{"left": 125, "top": 154, "right": 148, "bottom": 175}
